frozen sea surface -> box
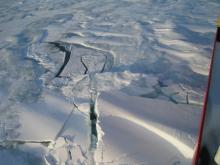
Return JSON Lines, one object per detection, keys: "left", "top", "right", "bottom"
{"left": 0, "top": 0, "right": 220, "bottom": 164}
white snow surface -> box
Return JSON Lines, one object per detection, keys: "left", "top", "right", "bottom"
{"left": 0, "top": 0, "right": 220, "bottom": 164}
{"left": 95, "top": 91, "right": 200, "bottom": 164}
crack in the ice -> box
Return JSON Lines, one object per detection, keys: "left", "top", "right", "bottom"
{"left": 64, "top": 137, "right": 73, "bottom": 160}
{"left": 141, "top": 81, "right": 179, "bottom": 104}
{"left": 54, "top": 102, "right": 79, "bottom": 141}
{"left": 77, "top": 144, "right": 88, "bottom": 160}
{"left": 87, "top": 74, "right": 100, "bottom": 164}
{"left": 90, "top": 97, "right": 98, "bottom": 150}
{"left": 81, "top": 54, "right": 112, "bottom": 75}
{"left": 178, "top": 84, "right": 203, "bottom": 105}
{"left": 0, "top": 140, "right": 52, "bottom": 148}
{"left": 48, "top": 42, "right": 71, "bottom": 77}
{"left": 81, "top": 56, "right": 88, "bottom": 74}
{"left": 100, "top": 55, "right": 107, "bottom": 73}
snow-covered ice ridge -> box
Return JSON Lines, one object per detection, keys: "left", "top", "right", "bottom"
{"left": 0, "top": 0, "right": 220, "bottom": 164}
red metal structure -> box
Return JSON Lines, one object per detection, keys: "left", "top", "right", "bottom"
{"left": 193, "top": 17, "right": 220, "bottom": 165}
